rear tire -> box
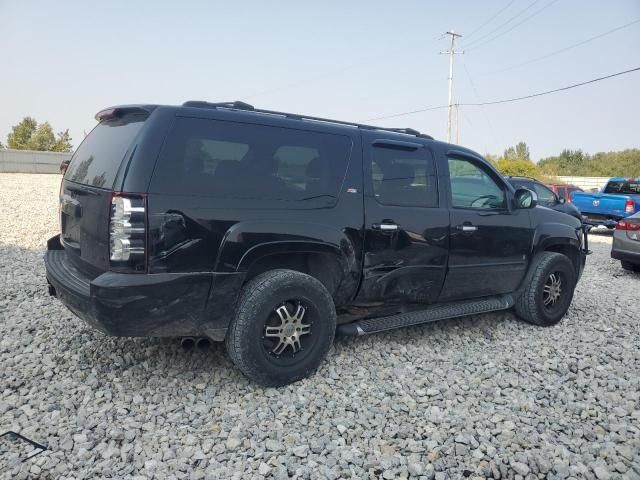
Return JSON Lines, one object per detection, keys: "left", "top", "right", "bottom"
{"left": 621, "top": 261, "right": 640, "bottom": 272}
{"left": 514, "top": 252, "right": 576, "bottom": 326}
{"left": 225, "top": 269, "right": 336, "bottom": 387}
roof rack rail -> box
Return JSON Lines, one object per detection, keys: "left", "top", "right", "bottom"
{"left": 182, "top": 100, "right": 255, "bottom": 111}
{"left": 181, "top": 100, "right": 433, "bottom": 140}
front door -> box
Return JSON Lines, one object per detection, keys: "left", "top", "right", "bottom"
{"left": 440, "top": 154, "right": 533, "bottom": 302}
{"left": 355, "top": 135, "right": 449, "bottom": 306}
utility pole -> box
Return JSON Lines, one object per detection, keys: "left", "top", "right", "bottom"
{"left": 440, "top": 31, "right": 463, "bottom": 143}
{"left": 454, "top": 102, "right": 460, "bottom": 144}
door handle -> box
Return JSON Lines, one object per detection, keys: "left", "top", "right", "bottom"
{"left": 372, "top": 222, "right": 399, "bottom": 231}
{"left": 456, "top": 224, "right": 478, "bottom": 232}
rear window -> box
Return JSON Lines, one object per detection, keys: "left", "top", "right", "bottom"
{"left": 150, "top": 117, "right": 352, "bottom": 203}
{"left": 604, "top": 180, "right": 640, "bottom": 195}
{"left": 65, "top": 114, "right": 146, "bottom": 188}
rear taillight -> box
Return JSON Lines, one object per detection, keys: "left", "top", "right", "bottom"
{"left": 567, "top": 192, "right": 573, "bottom": 203}
{"left": 110, "top": 193, "right": 146, "bottom": 271}
{"left": 624, "top": 199, "right": 635, "bottom": 214}
{"left": 616, "top": 220, "right": 640, "bottom": 231}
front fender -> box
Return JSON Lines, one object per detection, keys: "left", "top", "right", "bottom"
{"left": 532, "top": 221, "right": 582, "bottom": 254}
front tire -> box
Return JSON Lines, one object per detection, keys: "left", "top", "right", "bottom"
{"left": 226, "top": 269, "right": 336, "bottom": 386}
{"left": 514, "top": 252, "right": 576, "bottom": 326}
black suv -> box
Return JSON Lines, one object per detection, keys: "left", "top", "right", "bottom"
{"left": 45, "top": 101, "right": 588, "bottom": 386}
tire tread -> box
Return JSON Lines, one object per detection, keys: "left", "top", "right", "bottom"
{"left": 514, "top": 252, "right": 574, "bottom": 326}
{"left": 225, "top": 269, "right": 335, "bottom": 386}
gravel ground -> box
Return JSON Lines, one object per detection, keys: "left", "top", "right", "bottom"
{"left": 1, "top": 173, "right": 638, "bottom": 480}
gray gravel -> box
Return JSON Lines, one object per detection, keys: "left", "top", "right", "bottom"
{"left": 1, "top": 173, "right": 639, "bottom": 479}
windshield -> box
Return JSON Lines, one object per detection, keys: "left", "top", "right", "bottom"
{"left": 65, "top": 114, "right": 147, "bottom": 188}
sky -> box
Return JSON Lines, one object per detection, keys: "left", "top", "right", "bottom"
{"left": 1, "top": 0, "right": 639, "bottom": 161}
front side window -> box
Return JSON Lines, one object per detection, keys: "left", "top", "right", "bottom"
{"left": 371, "top": 146, "right": 437, "bottom": 207}
{"left": 151, "top": 117, "right": 352, "bottom": 203}
{"left": 448, "top": 157, "right": 506, "bottom": 209}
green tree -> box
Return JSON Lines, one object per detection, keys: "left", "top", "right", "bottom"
{"left": 503, "top": 141, "right": 530, "bottom": 162}
{"left": 27, "top": 122, "right": 56, "bottom": 151}
{"left": 52, "top": 129, "right": 73, "bottom": 153}
{"left": 5, "top": 117, "right": 73, "bottom": 152}
{"left": 495, "top": 158, "right": 540, "bottom": 178}
{"left": 538, "top": 149, "right": 589, "bottom": 176}
{"left": 490, "top": 141, "right": 542, "bottom": 179}
{"left": 7, "top": 117, "right": 37, "bottom": 149}
{"left": 538, "top": 148, "right": 640, "bottom": 177}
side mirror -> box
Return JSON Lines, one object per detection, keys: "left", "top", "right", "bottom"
{"left": 514, "top": 188, "right": 537, "bottom": 209}
{"left": 557, "top": 195, "right": 566, "bottom": 204}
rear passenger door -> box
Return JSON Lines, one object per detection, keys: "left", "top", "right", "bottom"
{"left": 356, "top": 134, "right": 449, "bottom": 305}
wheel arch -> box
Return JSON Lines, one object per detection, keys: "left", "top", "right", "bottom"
{"left": 240, "top": 244, "right": 354, "bottom": 306}
{"left": 532, "top": 222, "right": 583, "bottom": 276}
{"left": 215, "top": 220, "right": 362, "bottom": 306}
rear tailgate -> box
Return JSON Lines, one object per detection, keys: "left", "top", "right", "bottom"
{"left": 572, "top": 191, "right": 634, "bottom": 218}
{"left": 61, "top": 112, "right": 148, "bottom": 272}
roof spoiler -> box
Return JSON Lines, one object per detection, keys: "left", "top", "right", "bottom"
{"left": 95, "top": 105, "right": 156, "bottom": 121}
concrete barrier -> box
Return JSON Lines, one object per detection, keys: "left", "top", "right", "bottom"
{"left": 0, "top": 149, "right": 72, "bottom": 174}
{"left": 555, "top": 176, "right": 610, "bottom": 192}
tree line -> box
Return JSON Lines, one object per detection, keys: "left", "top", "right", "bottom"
{"left": 1, "top": 117, "right": 73, "bottom": 153}
{"left": 486, "top": 142, "right": 640, "bottom": 179}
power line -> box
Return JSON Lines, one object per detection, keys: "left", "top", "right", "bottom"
{"left": 466, "top": 0, "right": 561, "bottom": 51}
{"left": 360, "top": 66, "right": 640, "bottom": 122}
{"left": 465, "top": 0, "right": 517, "bottom": 40}
{"left": 463, "top": 0, "right": 542, "bottom": 48}
{"left": 480, "top": 18, "right": 640, "bottom": 75}
{"left": 460, "top": 66, "right": 640, "bottom": 106}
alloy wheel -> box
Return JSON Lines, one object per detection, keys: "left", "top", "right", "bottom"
{"left": 543, "top": 272, "right": 563, "bottom": 309}
{"left": 262, "top": 301, "right": 312, "bottom": 358}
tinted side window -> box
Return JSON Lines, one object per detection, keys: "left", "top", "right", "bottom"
{"left": 151, "top": 117, "right": 352, "bottom": 202}
{"left": 65, "top": 114, "right": 146, "bottom": 188}
{"left": 557, "top": 186, "right": 568, "bottom": 199}
{"left": 448, "top": 157, "right": 506, "bottom": 209}
{"left": 371, "top": 146, "right": 437, "bottom": 207}
{"left": 531, "top": 182, "right": 556, "bottom": 204}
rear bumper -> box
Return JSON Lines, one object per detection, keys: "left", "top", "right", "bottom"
{"left": 611, "top": 232, "right": 640, "bottom": 265}
{"left": 581, "top": 214, "right": 620, "bottom": 228}
{"left": 611, "top": 246, "right": 640, "bottom": 264}
{"left": 44, "top": 238, "right": 244, "bottom": 340}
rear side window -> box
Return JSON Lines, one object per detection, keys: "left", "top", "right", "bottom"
{"left": 65, "top": 114, "right": 146, "bottom": 188}
{"left": 370, "top": 146, "right": 437, "bottom": 207}
{"left": 150, "top": 117, "right": 352, "bottom": 202}
{"left": 604, "top": 180, "right": 640, "bottom": 194}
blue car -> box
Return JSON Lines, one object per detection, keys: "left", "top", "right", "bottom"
{"left": 572, "top": 177, "right": 640, "bottom": 228}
